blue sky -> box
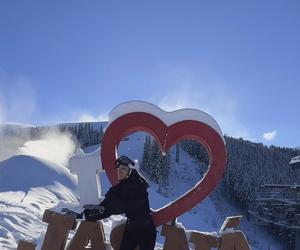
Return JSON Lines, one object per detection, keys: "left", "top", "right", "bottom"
{"left": 0, "top": 1, "right": 299, "bottom": 147}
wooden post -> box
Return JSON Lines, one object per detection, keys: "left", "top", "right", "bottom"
{"left": 17, "top": 240, "right": 36, "bottom": 250}
{"left": 41, "top": 210, "right": 77, "bottom": 250}
{"left": 219, "top": 231, "right": 251, "bottom": 250}
{"left": 67, "top": 221, "right": 106, "bottom": 250}
{"left": 220, "top": 215, "right": 242, "bottom": 231}
{"left": 176, "top": 143, "right": 180, "bottom": 163}
{"left": 161, "top": 220, "right": 189, "bottom": 250}
{"left": 218, "top": 216, "right": 251, "bottom": 250}
{"left": 189, "top": 231, "right": 218, "bottom": 250}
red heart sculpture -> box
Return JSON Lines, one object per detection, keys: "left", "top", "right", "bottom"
{"left": 101, "top": 111, "right": 227, "bottom": 226}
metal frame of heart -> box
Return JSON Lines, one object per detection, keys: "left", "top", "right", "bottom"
{"left": 101, "top": 107, "right": 227, "bottom": 226}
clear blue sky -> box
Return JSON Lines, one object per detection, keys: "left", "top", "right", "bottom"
{"left": 0, "top": 1, "right": 299, "bottom": 147}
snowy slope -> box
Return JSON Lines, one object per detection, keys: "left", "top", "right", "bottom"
{"left": 0, "top": 155, "right": 79, "bottom": 249}
{"left": 116, "top": 132, "right": 282, "bottom": 249}
{"left": 0, "top": 126, "right": 283, "bottom": 249}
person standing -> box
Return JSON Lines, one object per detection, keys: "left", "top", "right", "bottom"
{"left": 83, "top": 155, "right": 157, "bottom": 250}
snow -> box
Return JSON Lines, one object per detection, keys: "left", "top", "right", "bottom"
{"left": 0, "top": 155, "right": 77, "bottom": 192}
{"left": 106, "top": 101, "right": 225, "bottom": 144}
{"left": 0, "top": 155, "right": 79, "bottom": 249}
{"left": 115, "top": 131, "right": 282, "bottom": 250}
{"left": 110, "top": 217, "right": 127, "bottom": 231}
{"left": 0, "top": 124, "right": 282, "bottom": 249}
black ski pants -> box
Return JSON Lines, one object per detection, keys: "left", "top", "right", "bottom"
{"left": 120, "top": 218, "right": 157, "bottom": 250}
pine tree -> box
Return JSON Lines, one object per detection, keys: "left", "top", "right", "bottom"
{"left": 149, "top": 139, "right": 161, "bottom": 182}
{"left": 141, "top": 136, "right": 171, "bottom": 191}
{"left": 181, "top": 136, "right": 300, "bottom": 209}
{"left": 176, "top": 143, "right": 180, "bottom": 163}
{"left": 158, "top": 151, "right": 170, "bottom": 195}
{"left": 99, "top": 124, "right": 104, "bottom": 142}
{"left": 141, "top": 135, "right": 151, "bottom": 175}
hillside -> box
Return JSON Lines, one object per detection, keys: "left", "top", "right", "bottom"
{"left": 0, "top": 123, "right": 290, "bottom": 249}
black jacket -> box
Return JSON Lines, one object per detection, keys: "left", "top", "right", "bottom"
{"left": 95, "top": 169, "right": 152, "bottom": 222}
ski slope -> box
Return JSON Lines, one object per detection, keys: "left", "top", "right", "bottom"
{"left": 0, "top": 125, "right": 282, "bottom": 249}
{"left": 0, "top": 155, "right": 79, "bottom": 249}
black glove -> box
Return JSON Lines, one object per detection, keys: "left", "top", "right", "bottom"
{"left": 83, "top": 204, "right": 103, "bottom": 210}
{"left": 83, "top": 205, "right": 105, "bottom": 222}
{"left": 61, "top": 208, "right": 83, "bottom": 219}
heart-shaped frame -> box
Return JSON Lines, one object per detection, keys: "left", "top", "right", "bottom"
{"left": 101, "top": 104, "right": 227, "bottom": 226}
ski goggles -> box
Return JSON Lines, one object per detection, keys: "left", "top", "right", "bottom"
{"left": 115, "top": 155, "right": 135, "bottom": 168}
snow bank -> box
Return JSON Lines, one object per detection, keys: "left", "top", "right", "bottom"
{"left": 0, "top": 154, "right": 79, "bottom": 249}
{"left": 0, "top": 155, "right": 77, "bottom": 192}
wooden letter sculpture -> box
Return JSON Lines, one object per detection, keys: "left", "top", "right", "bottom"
{"left": 17, "top": 240, "right": 36, "bottom": 250}
{"left": 219, "top": 231, "right": 251, "bottom": 250}
{"left": 161, "top": 221, "right": 189, "bottom": 250}
{"left": 218, "top": 216, "right": 251, "bottom": 250}
{"left": 41, "top": 210, "right": 77, "bottom": 250}
{"left": 189, "top": 216, "right": 251, "bottom": 250}
{"left": 67, "top": 221, "right": 107, "bottom": 250}
{"left": 189, "top": 231, "right": 218, "bottom": 250}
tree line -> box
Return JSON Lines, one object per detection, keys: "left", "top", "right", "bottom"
{"left": 181, "top": 136, "right": 300, "bottom": 210}
{"left": 140, "top": 135, "right": 171, "bottom": 195}
{"left": 29, "top": 122, "right": 104, "bottom": 148}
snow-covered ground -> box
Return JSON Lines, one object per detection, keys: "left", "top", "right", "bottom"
{"left": 0, "top": 125, "right": 283, "bottom": 249}
{"left": 0, "top": 155, "right": 79, "bottom": 249}
{"left": 113, "top": 131, "right": 282, "bottom": 249}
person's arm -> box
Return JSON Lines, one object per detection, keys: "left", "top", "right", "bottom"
{"left": 84, "top": 185, "right": 126, "bottom": 221}
{"left": 83, "top": 204, "right": 111, "bottom": 221}
{"left": 101, "top": 194, "right": 126, "bottom": 214}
